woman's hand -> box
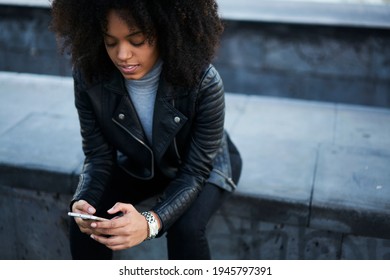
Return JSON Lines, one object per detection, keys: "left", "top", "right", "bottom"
{"left": 71, "top": 199, "right": 99, "bottom": 236}
{"left": 89, "top": 202, "right": 149, "bottom": 251}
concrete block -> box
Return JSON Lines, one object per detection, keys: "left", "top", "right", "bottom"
{"left": 232, "top": 95, "right": 335, "bottom": 144}
{"left": 0, "top": 113, "right": 83, "bottom": 193}
{"left": 299, "top": 75, "right": 376, "bottom": 106}
{"left": 218, "top": 65, "right": 265, "bottom": 95}
{"left": 224, "top": 93, "right": 250, "bottom": 133}
{"left": 375, "top": 81, "right": 390, "bottom": 106}
{"left": 0, "top": 184, "right": 72, "bottom": 259}
{"left": 341, "top": 235, "right": 390, "bottom": 260}
{"left": 0, "top": 185, "right": 19, "bottom": 259}
{"left": 229, "top": 130, "right": 317, "bottom": 225}
{"left": 335, "top": 103, "right": 390, "bottom": 152}
{"left": 311, "top": 144, "right": 390, "bottom": 239}
{"left": 217, "top": 22, "right": 263, "bottom": 69}
{"left": 207, "top": 213, "right": 342, "bottom": 260}
{"left": 0, "top": 113, "right": 82, "bottom": 168}
{"left": 370, "top": 36, "right": 390, "bottom": 80}
{"left": 0, "top": 73, "right": 75, "bottom": 135}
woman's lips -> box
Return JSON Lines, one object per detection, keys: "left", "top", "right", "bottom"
{"left": 118, "top": 64, "right": 139, "bottom": 74}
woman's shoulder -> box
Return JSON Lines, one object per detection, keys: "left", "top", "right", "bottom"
{"left": 198, "top": 64, "right": 223, "bottom": 90}
{"left": 72, "top": 67, "right": 113, "bottom": 91}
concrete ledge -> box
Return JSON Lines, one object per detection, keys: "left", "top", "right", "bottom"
{"left": 0, "top": 0, "right": 50, "bottom": 7}
{"left": 1, "top": 72, "right": 390, "bottom": 259}
{"left": 1, "top": 0, "right": 389, "bottom": 29}
{"left": 219, "top": 0, "right": 390, "bottom": 29}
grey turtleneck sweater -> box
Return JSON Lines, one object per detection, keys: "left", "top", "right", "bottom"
{"left": 125, "top": 59, "right": 163, "bottom": 144}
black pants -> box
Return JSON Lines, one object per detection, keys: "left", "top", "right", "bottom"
{"left": 69, "top": 165, "right": 240, "bottom": 260}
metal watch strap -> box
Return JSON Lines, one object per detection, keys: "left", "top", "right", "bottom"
{"left": 141, "top": 211, "right": 158, "bottom": 240}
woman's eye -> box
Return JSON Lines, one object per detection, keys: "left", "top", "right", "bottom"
{"left": 129, "top": 33, "right": 147, "bottom": 47}
{"left": 104, "top": 40, "right": 117, "bottom": 48}
{"left": 103, "top": 33, "right": 146, "bottom": 48}
{"left": 130, "top": 39, "right": 146, "bottom": 47}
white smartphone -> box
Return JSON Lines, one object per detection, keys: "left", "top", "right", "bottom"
{"left": 68, "top": 212, "right": 108, "bottom": 221}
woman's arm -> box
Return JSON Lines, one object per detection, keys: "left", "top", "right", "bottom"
{"left": 71, "top": 69, "right": 115, "bottom": 209}
{"left": 152, "top": 65, "right": 225, "bottom": 235}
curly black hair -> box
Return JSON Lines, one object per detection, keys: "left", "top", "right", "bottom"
{"left": 50, "top": 0, "right": 224, "bottom": 87}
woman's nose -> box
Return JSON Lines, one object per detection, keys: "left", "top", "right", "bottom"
{"left": 117, "top": 42, "right": 133, "bottom": 60}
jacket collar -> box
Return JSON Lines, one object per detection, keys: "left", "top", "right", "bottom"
{"left": 103, "top": 70, "right": 127, "bottom": 95}
{"left": 103, "top": 68, "right": 190, "bottom": 99}
{"left": 103, "top": 68, "right": 189, "bottom": 161}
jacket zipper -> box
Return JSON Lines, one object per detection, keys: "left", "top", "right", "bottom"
{"left": 112, "top": 118, "right": 155, "bottom": 180}
{"left": 172, "top": 99, "right": 182, "bottom": 163}
{"left": 213, "top": 168, "right": 237, "bottom": 189}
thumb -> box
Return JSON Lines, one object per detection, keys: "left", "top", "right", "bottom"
{"left": 107, "top": 202, "right": 135, "bottom": 215}
{"left": 73, "top": 200, "right": 96, "bottom": 214}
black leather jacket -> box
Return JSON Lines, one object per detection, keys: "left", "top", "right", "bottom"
{"left": 72, "top": 64, "right": 240, "bottom": 235}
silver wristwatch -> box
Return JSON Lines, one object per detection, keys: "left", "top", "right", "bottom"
{"left": 141, "top": 211, "right": 159, "bottom": 240}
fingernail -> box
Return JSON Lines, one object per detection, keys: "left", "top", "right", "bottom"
{"left": 90, "top": 234, "right": 95, "bottom": 239}
{"left": 91, "top": 223, "right": 96, "bottom": 228}
{"left": 87, "top": 207, "right": 94, "bottom": 214}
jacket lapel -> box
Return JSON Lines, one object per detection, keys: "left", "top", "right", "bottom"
{"left": 153, "top": 79, "right": 188, "bottom": 163}
{"left": 112, "top": 96, "right": 146, "bottom": 142}
{"left": 105, "top": 71, "right": 147, "bottom": 143}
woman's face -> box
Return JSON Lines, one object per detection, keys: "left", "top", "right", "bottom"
{"left": 103, "top": 10, "right": 159, "bottom": 80}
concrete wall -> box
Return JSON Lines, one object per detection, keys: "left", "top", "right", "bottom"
{"left": 0, "top": 5, "right": 71, "bottom": 76}
{"left": 2, "top": 183, "right": 390, "bottom": 260}
{"left": 214, "top": 21, "right": 390, "bottom": 107}
{"left": 1, "top": 4, "right": 389, "bottom": 107}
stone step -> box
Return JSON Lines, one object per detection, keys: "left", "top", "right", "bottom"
{"left": 1, "top": 72, "right": 390, "bottom": 259}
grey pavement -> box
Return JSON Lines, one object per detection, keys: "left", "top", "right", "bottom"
{"left": 1, "top": 71, "right": 390, "bottom": 243}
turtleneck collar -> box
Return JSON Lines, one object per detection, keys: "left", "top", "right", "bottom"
{"left": 125, "top": 59, "right": 163, "bottom": 94}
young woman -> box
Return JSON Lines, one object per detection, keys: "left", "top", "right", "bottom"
{"left": 50, "top": 0, "right": 242, "bottom": 260}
